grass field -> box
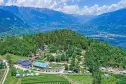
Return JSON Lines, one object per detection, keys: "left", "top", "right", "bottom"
{"left": 1, "top": 54, "right": 28, "bottom": 64}
{"left": 67, "top": 74, "right": 123, "bottom": 84}
{"left": 67, "top": 74, "right": 93, "bottom": 84}
{"left": 101, "top": 74, "right": 117, "bottom": 84}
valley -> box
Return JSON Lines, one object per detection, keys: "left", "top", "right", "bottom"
{"left": 0, "top": 6, "right": 126, "bottom": 49}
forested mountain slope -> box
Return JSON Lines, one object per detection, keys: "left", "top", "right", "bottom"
{"left": 0, "top": 30, "right": 126, "bottom": 69}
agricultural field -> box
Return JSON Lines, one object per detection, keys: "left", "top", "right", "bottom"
{"left": 4, "top": 69, "right": 126, "bottom": 84}
{"left": 5, "top": 71, "right": 69, "bottom": 84}
{"left": 22, "top": 74, "right": 69, "bottom": 84}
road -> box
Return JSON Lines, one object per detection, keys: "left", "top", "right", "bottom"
{"left": 14, "top": 64, "right": 65, "bottom": 74}
{"left": 1, "top": 60, "right": 9, "bottom": 84}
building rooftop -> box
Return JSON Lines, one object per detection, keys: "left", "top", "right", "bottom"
{"left": 17, "top": 60, "right": 32, "bottom": 67}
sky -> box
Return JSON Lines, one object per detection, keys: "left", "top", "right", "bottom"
{"left": 0, "top": 0, "right": 126, "bottom": 15}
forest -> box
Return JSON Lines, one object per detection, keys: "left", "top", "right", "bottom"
{"left": 0, "top": 29, "right": 126, "bottom": 69}
{"left": 0, "top": 29, "right": 126, "bottom": 84}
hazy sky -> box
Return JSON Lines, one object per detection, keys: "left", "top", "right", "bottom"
{"left": 0, "top": 0, "right": 126, "bottom": 15}
{"left": 68, "top": 0, "right": 120, "bottom": 6}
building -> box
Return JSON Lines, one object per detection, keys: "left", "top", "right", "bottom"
{"left": 17, "top": 60, "right": 32, "bottom": 68}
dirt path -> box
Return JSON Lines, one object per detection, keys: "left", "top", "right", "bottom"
{"left": 16, "top": 78, "right": 22, "bottom": 84}
{"left": 62, "top": 75, "right": 79, "bottom": 84}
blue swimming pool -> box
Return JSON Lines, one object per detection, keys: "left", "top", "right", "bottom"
{"left": 33, "top": 62, "right": 48, "bottom": 68}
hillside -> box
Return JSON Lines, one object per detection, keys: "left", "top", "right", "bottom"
{"left": 1, "top": 29, "right": 126, "bottom": 84}
{"left": 0, "top": 6, "right": 126, "bottom": 49}
{"left": 82, "top": 9, "right": 126, "bottom": 49}
{"left": 0, "top": 29, "right": 126, "bottom": 69}
{"left": 88, "top": 8, "right": 126, "bottom": 35}
{"left": 0, "top": 9, "right": 29, "bottom": 34}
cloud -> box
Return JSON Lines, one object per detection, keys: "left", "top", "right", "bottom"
{"left": 1, "top": 0, "right": 126, "bottom": 15}
{"left": 0, "top": 0, "right": 4, "bottom": 5}
{"left": 80, "top": 0, "right": 126, "bottom": 15}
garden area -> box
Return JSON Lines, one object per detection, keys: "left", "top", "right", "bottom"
{"left": 5, "top": 68, "right": 69, "bottom": 84}
{"left": 4, "top": 68, "right": 126, "bottom": 84}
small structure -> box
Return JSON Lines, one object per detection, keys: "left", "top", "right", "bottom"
{"left": 104, "top": 74, "right": 110, "bottom": 78}
{"left": 23, "top": 74, "right": 26, "bottom": 77}
{"left": 16, "top": 74, "right": 21, "bottom": 78}
{"left": 120, "top": 71, "right": 126, "bottom": 74}
{"left": 68, "top": 71, "right": 73, "bottom": 73}
{"left": 33, "top": 62, "right": 49, "bottom": 68}
{"left": 100, "top": 67, "right": 106, "bottom": 70}
{"left": 23, "top": 69, "right": 28, "bottom": 72}
{"left": 79, "top": 62, "right": 83, "bottom": 65}
{"left": 35, "top": 73, "right": 40, "bottom": 76}
{"left": 17, "top": 60, "right": 32, "bottom": 68}
{"left": 30, "top": 73, "right": 34, "bottom": 76}
{"left": 80, "top": 56, "right": 84, "bottom": 58}
{"left": 16, "top": 70, "right": 19, "bottom": 74}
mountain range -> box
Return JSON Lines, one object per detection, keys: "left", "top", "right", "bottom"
{"left": 89, "top": 9, "right": 126, "bottom": 35}
{"left": 0, "top": 6, "right": 86, "bottom": 28}
{"left": 0, "top": 9, "right": 28, "bottom": 34}
{"left": 0, "top": 6, "right": 126, "bottom": 49}
{"left": 86, "top": 9, "right": 126, "bottom": 49}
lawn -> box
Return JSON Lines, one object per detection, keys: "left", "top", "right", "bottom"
{"left": 22, "top": 74, "right": 68, "bottom": 84}
{"left": 2, "top": 54, "right": 28, "bottom": 64}
{"left": 67, "top": 73, "right": 126, "bottom": 84}
{"left": 67, "top": 74, "right": 93, "bottom": 84}
{"left": 101, "top": 74, "right": 117, "bottom": 84}
{"left": 0, "top": 56, "right": 4, "bottom": 60}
